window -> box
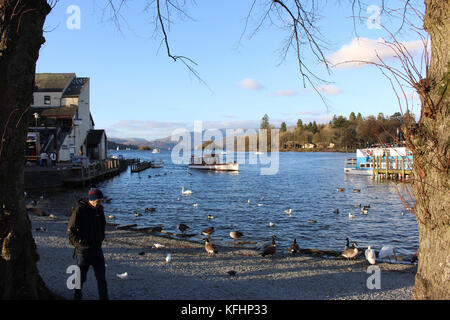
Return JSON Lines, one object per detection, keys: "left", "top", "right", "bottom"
{"left": 44, "top": 95, "right": 51, "bottom": 105}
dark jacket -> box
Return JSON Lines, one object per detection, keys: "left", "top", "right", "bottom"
{"left": 67, "top": 199, "right": 106, "bottom": 251}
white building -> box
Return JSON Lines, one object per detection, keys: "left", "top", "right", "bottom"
{"left": 28, "top": 73, "right": 107, "bottom": 163}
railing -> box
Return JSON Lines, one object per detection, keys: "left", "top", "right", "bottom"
{"left": 372, "top": 156, "right": 413, "bottom": 180}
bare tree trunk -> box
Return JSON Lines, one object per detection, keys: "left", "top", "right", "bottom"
{"left": 0, "top": 0, "right": 55, "bottom": 299}
{"left": 411, "top": 0, "right": 450, "bottom": 300}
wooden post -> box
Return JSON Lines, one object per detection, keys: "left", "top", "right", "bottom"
{"left": 372, "top": 157, "right": 375, "bottom": 180}
{"left": 402, "top": 157, "right": 405, "bottom": 180}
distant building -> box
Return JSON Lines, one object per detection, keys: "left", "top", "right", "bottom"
{"left": 27, "top": 73, "right": 107, "bottom": 163}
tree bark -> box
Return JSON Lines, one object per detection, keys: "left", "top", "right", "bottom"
{"left": 411, "top": 0, "right": 450, "bottom": 300}
{"left": 0, "top": 0, "right": 55, "bottom": 299}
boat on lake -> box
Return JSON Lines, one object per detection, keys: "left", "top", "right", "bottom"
{"left": 344, "top": 146, "right": 413, "bottom": 176}
{"left": 189, "top": 154, "right": 238, "bottom": 171}
{"left": 152, "top": 148, "right": 160, "bottom": 154}
{"left": 150, "top": 158, "right": 164, "bottom": 168}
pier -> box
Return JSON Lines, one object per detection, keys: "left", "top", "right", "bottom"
{"left": 372, "top": 156, "right": 412, "bottom": 181}
{"left": 63, "top": 158, "right": 124, "bottom": 186}
{"left": 131, "top": 161, "right": 152, "bottom": 173}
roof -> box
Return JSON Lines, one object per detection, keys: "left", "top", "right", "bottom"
{"left": 87, "top": 130, "right": 106, "bottom": 145}
{"left": 35, "top": 73, "right": 76, "bottom": 92}
{"left": 63, "top": 77, "right": 89, "bottom": 97}
{"left": 40, "top": 105, "right": 77, "bottom": 118}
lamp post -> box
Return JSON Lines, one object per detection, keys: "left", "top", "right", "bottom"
{"left": 33, "top": 112, "right": 39, "bottom": 127}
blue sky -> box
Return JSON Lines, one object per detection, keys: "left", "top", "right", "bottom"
{"left": 36, "top": 0, "right": 426, "bottom": 141}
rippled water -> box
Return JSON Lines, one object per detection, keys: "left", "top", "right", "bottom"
{"left": 93, "top": 150, "right": 418, "bottom": 257}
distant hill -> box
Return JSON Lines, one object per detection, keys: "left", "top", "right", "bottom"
{"left": 108, "top": 136, "right": 178, "bottom": 150}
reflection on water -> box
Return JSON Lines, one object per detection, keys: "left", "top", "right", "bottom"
{"left": 36, "top": 150, "right": 420, "bottom": 258}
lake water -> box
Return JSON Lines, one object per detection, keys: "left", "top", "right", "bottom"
{"left": 94, "top": 150, "right": 418, "bottom": 259}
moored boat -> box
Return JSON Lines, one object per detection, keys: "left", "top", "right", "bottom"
{"left": 189, "top": 154, "right": 238, "bottom": 171}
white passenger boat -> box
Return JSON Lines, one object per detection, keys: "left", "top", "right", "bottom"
{"left": 152, "top": 148, "right": 160, "bottom": 154}
{"left": 189, "top": 154, "right": 238, "bottom": 171}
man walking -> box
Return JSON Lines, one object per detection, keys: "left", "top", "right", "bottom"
{"left": 67, "top": 188, "right": 108, "bottom": 300}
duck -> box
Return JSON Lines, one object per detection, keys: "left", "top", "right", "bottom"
{"left": 207, "top": 214, "right": 215, "bottom": 219}
{"left": 337, "top": 188, "right": 345, "bottom": 192}
{"left": 203, "top": 238, "right": 218, "bottom": 255}
{"left": 361, "top": 208, "right": 368, "bottom": 215}
{"left": 342, "top": 242, "right": 358, "bottom": 259}
{"left": 202, "top": 227, "right": 215, "bottom": 237}
{"left": 365, "top": 246, "right": 376, "bottom": 265}
{"left": 177, "top": 223, "right": 189, "bottom": 233}
{"left": 307, "top": 219, "right": 317, "bottom": 223}
{"left": 107, "top": 215, "right": 116, "bottom": 219}
{"left": 353, "top": 189, "right": 361, "bottom": 193}
{"left": 284, "top": 208, "right": 293, "bottom": 215}
{"left": 247, "top": 199, "right": 251, "bottom": 204}
{"left": 333, "top": 209, "right": 339, "bottom": 214}
{"left": 145, "top": 207, "right": 156, "bottom": 212}
{"left": 289, "top": 238, "right": 300, "bottom": 254}
{"left": 230, "top": 231, "right": 244, "bottom": 239}
{"left": 378, "top": 246, "right": 397, "bottom": 262}
{"left": 261, "top": 197, "right": 265, "bottom": 201}
{"left": 181, "top": 186, "right": 193, "bottom": 195}
{"left": 134, "top": 211, "right": 142, "bottom": 217}
{"left": 261, "top": 236, "right": 276, "bottom": 257}
{"left": 348, "top": 213, "right": 356, "bottom": 219}
{"left": 352, "top": 204, "right": 361, "bottom": 208}
{"left": 193, "top": 203, "right": 198, "bottom": 207}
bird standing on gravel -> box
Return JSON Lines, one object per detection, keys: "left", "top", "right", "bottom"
{"left": 177, "top": 223, "right": 189, "bottom": 234}
{"left": 342, "top": 242, "right": 358, "bottom": 259}
{"left": 261, "top": 236, "right": 276, "bottom": 258}
{"left": 204, "top": 238, "right": 218, "bottom": 255}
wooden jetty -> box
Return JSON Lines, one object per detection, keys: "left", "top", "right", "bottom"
{"left": 131, "top": 161, "right": 152, "bottom": 173}
{"left": 63, "top": 158, "right": 123, "bottom": 187}
{"left": 372, "top": 156, "right": 412, "bottom": 181}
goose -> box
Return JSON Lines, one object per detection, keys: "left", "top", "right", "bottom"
{"left": 289, "top": 238, "right": 300, "bottom": 254}
{"left": 203, "top": 238, "right": 218, "bottom": 255}
{"left": 202, "top": 227, "right": 215, "bottom": 237}
{"left": 378, "top": 246, "right": 397, "bottom": 262}
{"left": 342, "top": 242, "right": 358, "bottom": 259}
{"left": 348, "top": 213, "right": 356, "bottom": 219}
{"left": 333, "top": 209, "right": 339, "bottom": 214}
{"left": 116, "top": 272, "right": 128, "bottom": 280}
{"left": 344, "top": 238, "right": 350, "bottom": 250}
{"left": 177, "top": 223, "right": 189, "bottom": 233}
{"left": 365, "top": 246, "right": 376, "bottom": 265}
{"left": 268, "top": 222, "right": 275, "bottom": 227}
{"left": 284, "top": 208, "right": 293, "bottom": 215}
{"left": 165, "top": 253, "right": 172, "bottom": 263}
{"left": 261, "top": 236, "right": 276, "bottom": 257}
{"left": 230, "top": 231, "right": 244, "bottom": 239}
{"left": 181, "top": 186, "right": 193, "bottom": 195}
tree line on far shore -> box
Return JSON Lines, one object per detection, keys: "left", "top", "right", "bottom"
{"left": 260, "top": 111, "right": 416, "bottom": 152}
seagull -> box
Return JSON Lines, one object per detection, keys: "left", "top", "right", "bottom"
{"left": 268, "top": 222, "right": 275, "bottom": 227}
{"left": 349, "top": 213, "right": 355, "bottom": 219}
{"left": 202, "top": 227, "right": 215, "bottom": 237}
{"left": 261, "top": 236, "right": 276, "bottom": 257}
{"left": 193, "top": 203, "right": 198, "bottom": 207}
{"left": 166, "top": 253, "right": 172, "bottom": 263}
{"left": 248, "top": 199, "right": 251, "bottom": 204}
{"left": 153, "top": 243, "right": 165, "bottom": 249}
{"left": 177, "top": 223, "right": 189, "bottom": 233}
{"left": 289, "top": 238, "right": 300, "bottom": 254}
{"left": 284, "top": 208, "right": 293, "bottom": 215}
{"left": 257, "top": 203, "right": 264, "bottom": 207}
{"left": 365, "top": 246, "right": 376, "bottom": 265}
{"left": 379, "top": 246, "right": 397, "bottom": 262}
{"left": 342, "top": 242, "right": 358, "bottom": 259}
{"left": 181, "top": 186, "right": 193, "bottom": 195}
{"left": 107, "top": 215, "right": 116, "bottom": 219}
{"left": 230, "top": 231, "right": 243, "bottom": 239}
{"left": 203, "top": 238, "right": 218, "bottom": 255}
{"left": 116, "top": 272, "right": 128, "bottom": 280}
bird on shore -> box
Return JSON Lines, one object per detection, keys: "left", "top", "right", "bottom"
{"left": 379, "top": 246, "right": 397, "bottom": 262}
{"left": 177, "top": 223, "right": 189, "bottom": 233}
{"left": 342, "top": 242, "right": 358, "bottom": 259}
{"left": 289, "top": 238, "right": 300, "bottom": 254}
{"left": 166, "top": 253, "right": 172, "bottom": 263}
{"left": 365, "top": 246, "right": 376, "bottom": 265}
{"left": 204, "top": 238, "right": 218, "bottom": 255}
{"left": 181, "top": 186, "right": 193, "bottom": 195}
{"left": 202, "top": 227, "right": 215, "bottom": 238}
{"left": 344, "top": 238, "right": 350, "bottom": 250}
{"left": 230, "top": 231, "right": 243, "bottom": 240}
{"left": 227, "top": 270, "right": 237, "bottom": 277}
{"left": 284, "top": 208, "right": 293, "bottom": 215}
{"left": 261, "top": 235, "right": 276, "bottom": 258}
{"left": 153, "top": 243, "right": 165, "bottom": 249}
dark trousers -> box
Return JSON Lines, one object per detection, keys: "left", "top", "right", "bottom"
{"left": 74, "top": 248, "right": 108, "bottom": 300}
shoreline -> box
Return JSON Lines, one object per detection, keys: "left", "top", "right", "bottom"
{"left": 31, "top": 213, "right": 417, "bottom": 300}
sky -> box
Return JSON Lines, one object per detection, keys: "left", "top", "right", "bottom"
{"left": 36, "top": 0, "right": 427, "bottom": 141}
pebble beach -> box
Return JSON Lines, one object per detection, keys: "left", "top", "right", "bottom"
{"left": 31, "top": 212, "right": 417, "bottom": 300}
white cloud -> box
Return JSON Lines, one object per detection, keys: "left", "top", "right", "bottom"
{"left": 274, "top": 90, "right": 298, "bottom": 97}
{"left": 328, "top": 37, "right": 425, "bottom": 69}
{"left": 237, "top": 78, "right": 263, "bottom": 90}
{"left": 316, "top": 84, "right": 342, "bottom": 95}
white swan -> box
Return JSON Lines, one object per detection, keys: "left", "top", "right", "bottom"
{"left": 181, "top": 186, "right": 193, "bottom": 195}
{"left": 379, "top": 246, "right": 397, "bottom": 262}
{"left": 365, "top": 246, "right": 376, "bottom": 264}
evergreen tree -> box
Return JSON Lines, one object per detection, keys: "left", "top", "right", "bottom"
{"left": 280, "top": 122, "right": 287, "bottom": 132}
{"left": 261, "top": 114, "right": 270, "bottom": 129}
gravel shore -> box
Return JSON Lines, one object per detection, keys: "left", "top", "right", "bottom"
{"left": 30, "top": 213, "right": 416, "bottom": 300}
